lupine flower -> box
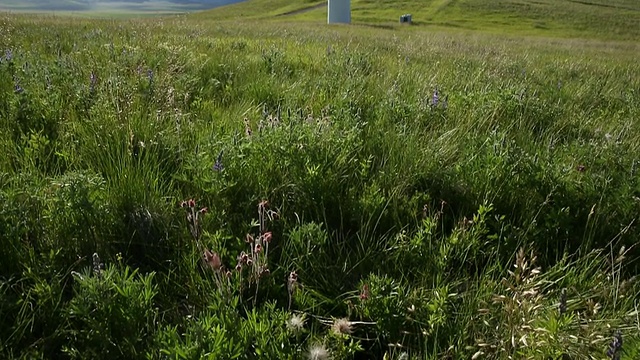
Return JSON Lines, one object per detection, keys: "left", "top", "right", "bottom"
{"left": 606, "top": 330, "right": 623, "bottom": 360}
{"left": 213, "top": 149, "right": 224, "bottom": 171}
{"left": 559, "top": 288, "right": 567, "bottom": 315}
{"left": 147, "top": 69, "right": 154, "bottom": 83}
{"left": 432, "top": 88, "right": 439, "bottom": 107}
{"left": 92, "top": 252, "right": 103, "bottom": 276}
{"left": 4, "top": 49, "right": 13, "bottom": 62}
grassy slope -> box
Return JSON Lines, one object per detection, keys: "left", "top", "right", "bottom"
{"left": 195, "top": 0, "right": 640, "bottom": 40}
{"left": 0, "top": 1, "right": 639, "bottom": 359}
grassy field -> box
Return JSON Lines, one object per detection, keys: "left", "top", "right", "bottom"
{"left": 198, "top": 0, "right": 640, "bottom": 40}
{"left": 0, "top": 1, "right": 639, "bottom": 359}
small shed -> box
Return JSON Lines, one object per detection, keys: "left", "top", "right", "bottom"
{"left": 399, "top": 14, "right": 412, "bottom": 24}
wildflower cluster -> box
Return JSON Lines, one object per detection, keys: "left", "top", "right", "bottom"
{"left": 180, "top": 199, "right": 234, "bottom": 297}
{"left": 236, "top": 200, "right": 277, "bottom": 304}
{"left": 204, "top": 248, "right": 233, "bottom": 298}
{"left": 180, "top": 198, "right": 208, "bottom": 252}
{"left": 258, "top": 107, "right": 281, "bottom": 133}
{"left": 92, "top": 252, "right": 104, "bottom": 278}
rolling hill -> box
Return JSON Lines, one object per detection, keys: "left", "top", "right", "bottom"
{"left": 194, "top": 0, "right": 640, "bottom": 40}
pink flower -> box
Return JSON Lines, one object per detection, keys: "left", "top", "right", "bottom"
{"left": 204, "top": 249, "right": 221, "bottom": 270}
{"left": 359, "top": 284, "right": 370, "bottom": 301}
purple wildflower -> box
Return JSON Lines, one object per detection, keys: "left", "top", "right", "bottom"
{"left": 606, "top": 331, "right": 623, "bottom": 360}
{"left": 432, "top": 88, "right": 439, "bottom": 107}
{"left": 4, "top": 49, "right": 13, "bottom": 62}
{"left": 147, "top": 69, "right": 154, "bottom": 84}
{"left": 213, "top": 150, "right": 224, "bottom": 171}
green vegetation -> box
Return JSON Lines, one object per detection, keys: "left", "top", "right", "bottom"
{"left": 202, "top": 0, "right": 640, "bottom": 40}
{"left": 0, "top": 0, "right": 639, "bottom": 358}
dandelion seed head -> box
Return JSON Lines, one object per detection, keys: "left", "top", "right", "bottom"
{"left": 307, "top": 343, "right": 330, "bottom": 360}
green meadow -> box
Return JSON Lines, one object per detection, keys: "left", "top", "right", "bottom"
{"left": 0, "top": 0, "right": 639, "bottom": 358}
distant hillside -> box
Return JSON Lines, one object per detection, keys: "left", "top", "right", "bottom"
{"left": 0, "top": 0, "right": 244, "bottom": 12}
{"left": 195, "top": 0, "right": 640, "bottom": 40}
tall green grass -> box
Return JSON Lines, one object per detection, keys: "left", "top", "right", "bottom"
{"left": 0, "top": 11, "right": 638, "bottom": 359}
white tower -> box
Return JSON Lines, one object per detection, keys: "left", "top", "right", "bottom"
{"left": 328, "top": 0, "right": 350, "bottom": 24}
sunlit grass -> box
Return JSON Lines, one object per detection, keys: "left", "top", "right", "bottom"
{"left": 0, "top": 5, "right": 639, "bottom": 359}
